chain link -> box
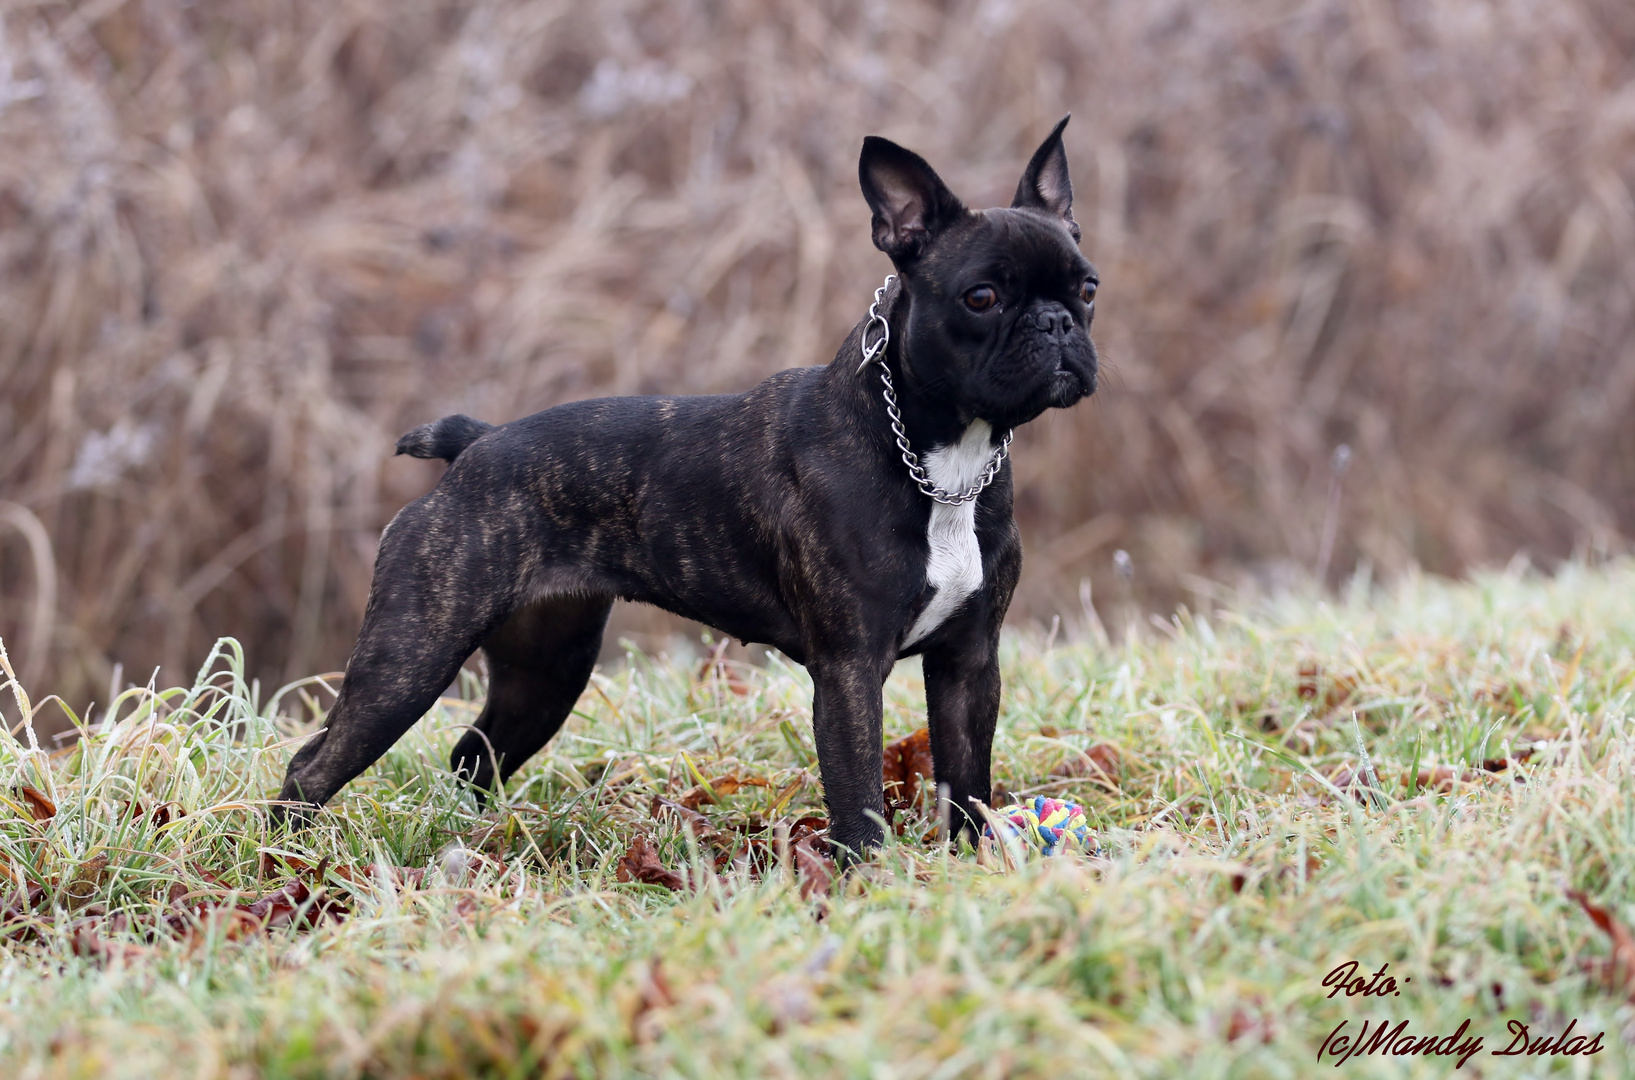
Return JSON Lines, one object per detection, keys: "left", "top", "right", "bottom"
{"left": 857, "top": 274, "right": 1014, "bottom": 506}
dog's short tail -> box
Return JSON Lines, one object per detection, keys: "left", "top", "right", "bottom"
{"left": 394, "top": 414, "right": 495, "bottom": 463}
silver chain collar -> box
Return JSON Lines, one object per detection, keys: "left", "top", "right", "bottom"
{"left": 856, "top": 274, "right": 1014, "bottom": 506}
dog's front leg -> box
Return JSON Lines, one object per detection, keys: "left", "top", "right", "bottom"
{"left": 808, "top": 653, "right": 893, "bottom": 864}
{"left": 922, "top": 623, "right": 1003, "bottom": 847}
{"left": 922, "top": 540, "right": 1018, "bottom": 846}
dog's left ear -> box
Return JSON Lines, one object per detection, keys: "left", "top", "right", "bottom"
{"left": 1012, "top": 115, "right": 1080, "bottom": 242}
{"left": 860, "top": 136, "right": 966, "bottom": 264}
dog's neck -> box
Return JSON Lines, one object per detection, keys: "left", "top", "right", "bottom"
{"left": 874, "top": 285, "right": 987, "bottom": 453}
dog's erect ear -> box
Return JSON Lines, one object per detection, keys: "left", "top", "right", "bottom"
{"left": 1012, "top": 115, "right": 1080, "bottom": 242}
{"left": 859, "top": 136, "right": 966, "bottom": 263}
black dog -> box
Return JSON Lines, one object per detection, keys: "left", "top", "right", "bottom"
{"left": 277, "top": 117, "right": 1098, "bottom": 859}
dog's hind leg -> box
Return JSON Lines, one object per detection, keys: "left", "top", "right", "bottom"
{"left": 449, "top": 594, "right": 613, "bottom": 795}
{"left": 275, "top": 493, "right": 521, "bottom": 816}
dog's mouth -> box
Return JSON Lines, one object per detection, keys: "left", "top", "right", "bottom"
{"left": 1048, "top": 361, "right": 1096, "bottom": 406}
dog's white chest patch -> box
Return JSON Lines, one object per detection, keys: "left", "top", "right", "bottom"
{"left": 903, "top": 420, "right": 992, "bottom": 647}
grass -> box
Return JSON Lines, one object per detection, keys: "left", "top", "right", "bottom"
{"left": 4, "top": 561, "right": 1635, "bottom": 1077}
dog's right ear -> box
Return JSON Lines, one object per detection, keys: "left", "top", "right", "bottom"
{"left": 859, "top": 137, "right": 965, "bottom": 264}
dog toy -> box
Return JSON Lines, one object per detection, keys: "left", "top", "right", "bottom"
{"left": 985, "top": 796, "right": 1097, "bottom": 856}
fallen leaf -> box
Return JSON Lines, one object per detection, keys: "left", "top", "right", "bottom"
{"left": 695, "top": 641, "right": 752, "bottom": 696}
{"left": 116, "top": 800, "right": 187, "bottom": 828}
{"left": 1049, "top": 742, "right": 1121, "bottom": 789}
{"left": 787, "top": 815, "right": 828, "bottom": 844}
{"left": 719, "top": 834, "right": 774, "bottom": 874}
{"left": 795, "top": 837, "right": 835, "bottom": 902}
{"left": 1296, "top": 663, "right": 1358, "bottom": 713}
{"left": 19, "top": 787, "right": 55, "bottom": 822}
{"left": 1412, "top": 765, "right": 1480, "bottom": 793}
{"left": 651, "top": 796, "right": 725, "bottom": 846}
{"left": 677, "top": 773, "right": 768, "bottom": 810}
{"left": 237, "top": 879, "right": 348, "bottom": 931}
{"left": 62, "top": 853, "right": 110, "bottom": 910}
{"left": 617, "top": 836, "right": 685, "bottom": 891}
{"left": 259, "top": 852, "right": 426, "bottom": 890}
{"left": 1297, "top": 662, "right": 1319, "bottom": 700}
{"left": 1223, "top": 997, "right": 1277, "bottom": 1043}
{"left": 151, "top": 802, "right": 185, "bottom": 828}
{"left": 70, "top": 919, "right": 149, "bottom": 965}
{"left": 1569, "top": 889, "right": 1635, "bottom": 1002}
{"left": 761, "top": 974, "right": 817, "bottom": 1032}
{"left": 1480, "top": 746, "right": 1535, "bottom": 772}
{"left": 1324, "top": 674, "right": 1359, "bottom": 712}
{"left": 1325, "top": 764, "right": 1385, "bottom": 803}
{"left": 632, "top": 957, "right": 676, "bottom": 1043}
{"left": 883, "top": 728, "right": 935, "bottom": 807}
{"left": 0, "top": 880, "right": 46, "bottom": 938}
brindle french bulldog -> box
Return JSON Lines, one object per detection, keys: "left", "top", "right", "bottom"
{"left": 277, "top": 117, "right": 1099, "bottom": 860}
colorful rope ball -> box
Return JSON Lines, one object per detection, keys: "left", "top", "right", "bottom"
{"left": 984, "top": 796, "right": 1099, "bottom": 857}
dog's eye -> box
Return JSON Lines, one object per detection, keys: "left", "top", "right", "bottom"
{"left": 963, "top": 286, "right": 998, "bottom": 312}
{"left": 1080, "top": 279, "right": 1098, "bottom": 305}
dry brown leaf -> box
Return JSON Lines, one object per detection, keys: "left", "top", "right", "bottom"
{"left": 629, "top": 957, "right": 677, "bottom": 1043}
{"left": 640, "top": 957, "right": 675, "bottom": 1007}
{"left": 330, "top": 863, "right": 427, "bottom": 889}
{"left": 1569, "top": 889, "right": 1635, "bottom": 1002}
{"left": 1223, "top": 997, "right": 1277, "bottom": 1044}
{"left": 124, "top": 800, "right": 186, "bottom": 828}
{"left": 617, "top": 836, "right": 685, "bottom": 892}
{"left": 787, "top": 815, "right": 828, "bottom": 843}
{"left": 695, "top": 641, "right": 753, "bottom": 696}
{"left": 62, "top": 853, "right": 110, "bottom": 910}
{"left": 70, "top": 919, "right": 150, "bottom": 965}
{"left": 1049, "top": 742, "right": 1121, "bottom": 789}
{"left": 1297, "top": 662, "right": 1320, "bottom": 700}
{"left": 1, "top": 880, "right": 46, "bottom": 938}
{"left": 1229, "top": 852, "right": 1320, "bottom": 894}
{"left": 1480, "top": 746, "right": 1535, "bottom": 772}
{"left": 676, "top": 774, "right": 769, "bottom": 810}
{"left": 238, "top": 880, "right": 347, "bottom": 930}
{"left": 259, "top": 852, "right": 426, "bottom": 890}
{"left": 795, "top": 837, "right": 835, "bottom": 902}
{"left": 883, "top": 728, "right": 935, "bottom": 807}
{"left": 1411, "top": 765, "right": 1482, "bottom": 793}
{"left": 18, "top": 786, "right": 55, "bottom": 822}
{"left": 651, "top": 796, "right": 725, "bottom": 846}
{"left": 1325, "top": 765, "right": 1378, "bottom": 801}
{"left": 150, "top": 802, "right": 184, "bottom": 828}
{"left": 1296, "top": 663, "right": 1358, "bottom": 713}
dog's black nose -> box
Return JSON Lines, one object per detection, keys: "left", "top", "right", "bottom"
{"left": 1033, "top": 304, "right": 1075, "bottom": 338}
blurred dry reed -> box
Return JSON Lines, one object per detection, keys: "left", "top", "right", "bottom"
{"left": 2, "top": 0, "right": 1634, "bottom": 716}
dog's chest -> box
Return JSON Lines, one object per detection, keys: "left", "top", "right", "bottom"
{"left": 903, "top": 421, "right": 992, "bottom": 647}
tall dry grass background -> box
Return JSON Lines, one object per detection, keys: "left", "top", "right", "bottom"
{"left": 2, "top": 0, "right": 1634, "bottom": 720}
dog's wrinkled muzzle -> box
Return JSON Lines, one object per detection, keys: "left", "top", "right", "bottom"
{"left": 1047, "top": 346, "right": 1097, "bottom": 406}
{"left": 1049, "top": 363, "right": 1095, "bottom": 406}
